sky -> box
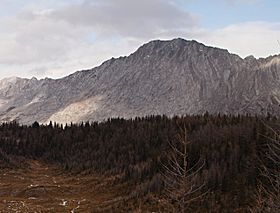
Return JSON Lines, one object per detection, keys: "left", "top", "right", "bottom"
{"left": 0, "top": 0, "right": 279, "bottom": 79}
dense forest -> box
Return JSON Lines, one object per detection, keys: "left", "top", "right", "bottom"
{"left": 0, "top": 114, "right": 279, "bottom": 212}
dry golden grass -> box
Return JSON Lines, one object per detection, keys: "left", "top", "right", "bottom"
{"left": 0, "top": 160, "right": 169, "bottom": 212}
{"left": 0, "top": 160, "right": 134, "bottom": 212}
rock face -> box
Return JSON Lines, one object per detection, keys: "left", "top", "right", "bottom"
{"left": 0, "top": 38, "right": 280, "bottom": 124}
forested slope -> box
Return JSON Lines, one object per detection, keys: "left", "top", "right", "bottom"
{"left": 0, "top": 114, "right": 278, "bottom": 212}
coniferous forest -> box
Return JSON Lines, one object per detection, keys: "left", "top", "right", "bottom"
{"left": 0, "top": 114, "right": 279, "bottom": 212}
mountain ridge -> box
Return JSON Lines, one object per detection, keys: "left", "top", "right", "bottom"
{"left": 0, "top": 38, "right": 280, "bottom": 124}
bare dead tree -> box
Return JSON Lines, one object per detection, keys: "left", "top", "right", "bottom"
{"left": 251, "top": 123, "right": 280, "bottom": 212}
{"left": 250, "top": 185, "right": 265, "bottom": 212}
{"left": 251, "top": 41, "right": 280, "bottom": 213}
{"left": 161, "top": 125, "right": 207, "bottom": 213}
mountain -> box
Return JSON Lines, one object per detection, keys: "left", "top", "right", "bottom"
{"left": 0, "top": 38, "right": 280, "bottom": 124}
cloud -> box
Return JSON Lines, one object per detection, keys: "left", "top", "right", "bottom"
{"left": 0, "top": 0, "right": 279, "bottom": 80}
{"left": 0, "top": 0, "right": 198, "bottom": 79}
{"left": 194, "top": 22, "right": 280, "bottom": 58}
{"left": 50, "top": 0, "right": 198, "bottom": 38}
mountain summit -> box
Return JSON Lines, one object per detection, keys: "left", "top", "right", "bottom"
{"left": 0, "top": 38, "right": 280, "bottom": 124}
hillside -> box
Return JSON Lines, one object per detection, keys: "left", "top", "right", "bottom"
{"left": 0, "top": 115, "right": 278, "bottom": 212}
{"left": 0, "top": 38, "right": 280, "bottom": 124}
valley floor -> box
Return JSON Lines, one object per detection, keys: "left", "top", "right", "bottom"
{"left": 0, "top": 160, "right": 132, "bottom": 212}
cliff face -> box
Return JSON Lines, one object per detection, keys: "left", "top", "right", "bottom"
{"left": 0, "top": 38, "right": 280, "bottom": 124}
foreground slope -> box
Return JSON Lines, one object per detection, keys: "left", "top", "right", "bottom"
{"left": 0, "top": 115, "right": 277, "bottom": 212}
{"left": 0, "top": 38, "right": 280, "bottom": 124}
{"left": 0, "top": 160, "right": 160, "bottom": 213}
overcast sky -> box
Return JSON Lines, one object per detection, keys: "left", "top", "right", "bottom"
{"left": 0, "top": 0, "right": 279, "bottom": 79}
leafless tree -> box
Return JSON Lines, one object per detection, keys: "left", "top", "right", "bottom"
{"left": 251, "top": 123, "right": 280, "bottom": 212}
{"left": 161, "top": 125, "right": 207, "bottom": 213}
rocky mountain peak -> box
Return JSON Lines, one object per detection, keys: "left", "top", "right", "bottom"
{"left": 136, "top": 38, "right": 202, "bottom": 54}
{"left": 0, "top": 38, "right": 279, "bottom": 124}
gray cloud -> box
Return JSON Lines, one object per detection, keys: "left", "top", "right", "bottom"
{"left": 0, "top": 0, "right": 279, "bottom": 80}
{"left": 0, "top": 0, "right": 199, "bottom": 79}
{"left": 51, "top": 0, "right": 198, "bottom": 38}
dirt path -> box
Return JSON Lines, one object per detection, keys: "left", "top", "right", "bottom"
{"left": 0, "top": 160, "right": 126, "bottom": 212}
